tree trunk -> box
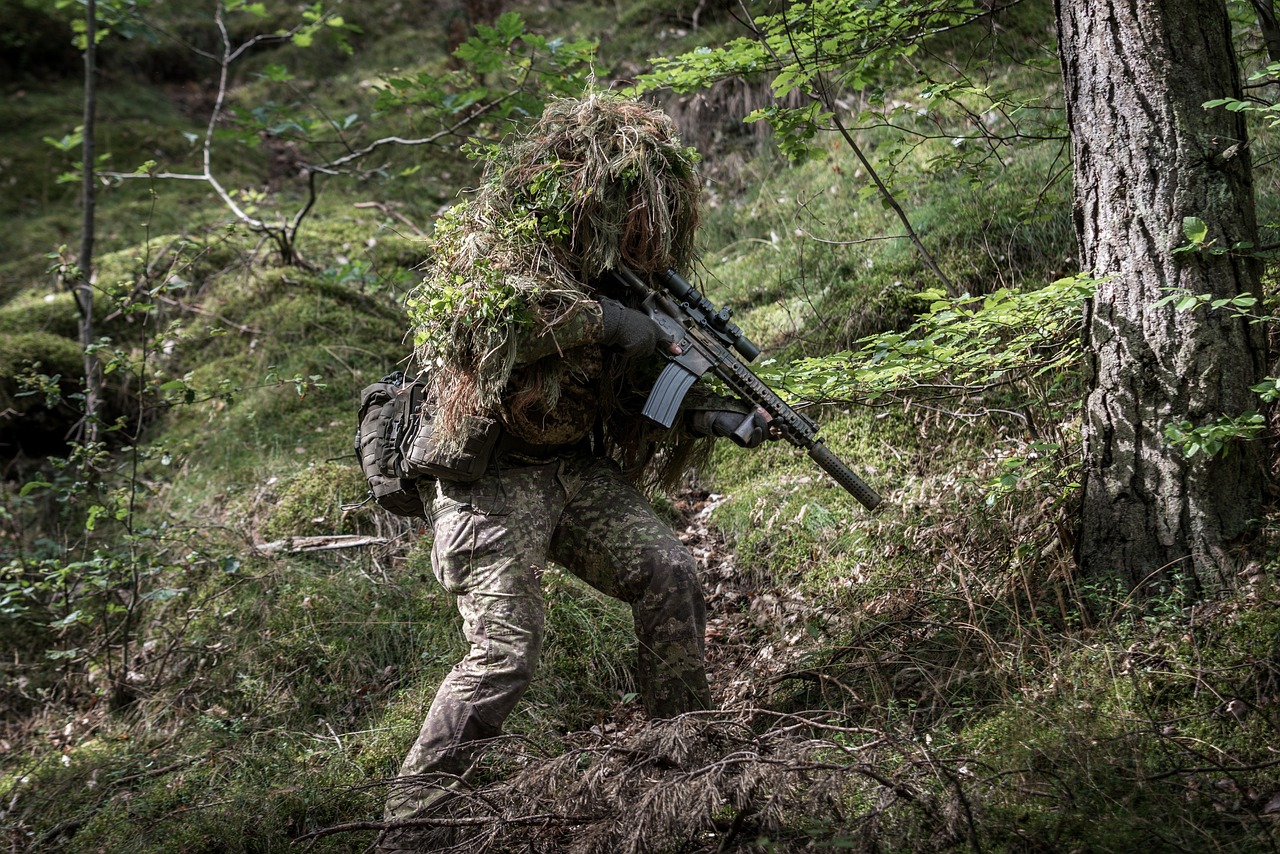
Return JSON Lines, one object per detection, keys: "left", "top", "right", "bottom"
{"left": 1056, "top": 0, "right": 1268, "bottom": 595}
{"left": 1250, "top": 1, "right": 1280, "bottom": 65}
{"left": 76, "top": 0, "right": 101, "bottom": 446}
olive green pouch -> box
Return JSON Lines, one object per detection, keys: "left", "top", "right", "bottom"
{"left": 402, "top": 410, "right": 502, "bottom": 482}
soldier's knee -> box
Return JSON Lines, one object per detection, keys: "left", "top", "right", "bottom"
{"left": 502, "top": 644, "right": 539, "bottom": 685}
{"left": 641, "top": 543, "right": 702, "bottom": 599}
{"left": 485, "top": 617, "right": 543, "bottom": 686}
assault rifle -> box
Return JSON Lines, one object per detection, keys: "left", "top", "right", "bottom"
{"left": 603, "top": 266, "right": 884, "bottom": 512}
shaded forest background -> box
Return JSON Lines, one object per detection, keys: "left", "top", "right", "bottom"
{"left": 3, "top": 0, "right": 1280, "bottom": 851}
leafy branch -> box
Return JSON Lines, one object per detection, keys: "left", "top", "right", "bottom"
{"left": 764, "top": 273, "right": 1095, "bottom": 406}
{"left": 100, "top": 7, "right": 596, "bottom": 266}
{"left": 636, "top": 1, "right": 1057, "bottom": 295}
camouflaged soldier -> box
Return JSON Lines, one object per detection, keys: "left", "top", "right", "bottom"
{"left": 381, "top": 93, "right": 772, "bottom": 851}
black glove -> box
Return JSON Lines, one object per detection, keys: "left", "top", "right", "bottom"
{"left": 600, "top": 297, "right": 665, "bottom": 357}
{"left": 695, "top": 408, "right": 774, "bottom": 449}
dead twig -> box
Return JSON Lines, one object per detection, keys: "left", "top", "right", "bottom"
{"left": 254, "top": 535, "right": 389, "bottom": 555}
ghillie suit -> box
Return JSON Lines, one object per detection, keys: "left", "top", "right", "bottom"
{"left": 406, "top": 92, "right": 710, "bottom": 490}
{"left": 384, "top": 94, "right": 760, "bottom": 853}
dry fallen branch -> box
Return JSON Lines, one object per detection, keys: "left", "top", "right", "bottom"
{"left": 254, "top": 535, "right": 388, "bottom": 555}
{"left": 298, "top": 710, "right": 980, "bottom": 854}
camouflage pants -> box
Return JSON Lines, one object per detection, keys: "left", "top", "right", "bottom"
{"left": 386, "top": 454, "right": 710, "bottom": 822}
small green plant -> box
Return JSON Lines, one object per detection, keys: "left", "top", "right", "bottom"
{"left": 1148, "top": 273, "right": 1278, "bottom": 459}
{"left": 42, "top": 126, "right": 112, "bottom": 185}
{"left": 1163, "top": 412, "right": 1266, "bottom": 458}
{"left": 1, "top": 229, "right": 335, "bottom": 712}
{"left": 1202, "top": 60, "right": 1280, "bottom": 125}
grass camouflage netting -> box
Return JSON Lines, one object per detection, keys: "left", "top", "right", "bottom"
{"left": 406, "top": 92, "right": 705, "bottom": 477}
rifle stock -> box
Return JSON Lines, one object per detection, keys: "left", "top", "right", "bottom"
{"left": 605, "top": 266, "right": 885, "bottom": 512}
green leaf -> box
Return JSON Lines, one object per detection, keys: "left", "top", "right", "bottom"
{"left": 1182, "top": 216, "right": 1208, "bottom": 245}
{"left": 19, "top": 480, "right": 52, "bottom": 497}
{"left": 48, "top": 610, "right": 88, "bottom": 630}
{"left": 45, "top": 647, "right": 84, "bottom": 661}
{"left": 142, "top": 587, "right": 186, "bottom": 602}
{"left": 227, "top": 0, "right": 269, "bottom": 16}
{"left": 495, "top": 11, "right": 525, "bottom": 41}
{"left": 260, "top": 64, "right": 294, "bottom": 82}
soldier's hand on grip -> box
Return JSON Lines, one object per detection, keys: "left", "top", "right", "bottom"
{"left": 697, "top": 408, "right": 774, "bottom": 449}
{"left": 600, "top": 297, "right": 670, "bottom": 357}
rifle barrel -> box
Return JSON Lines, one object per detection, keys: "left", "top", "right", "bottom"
{"left": 807, "top": 440, "right": 884, "bottom": 511}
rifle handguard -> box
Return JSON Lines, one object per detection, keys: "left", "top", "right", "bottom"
{"left": 608, "top": 264, "right": 885, "bottom": 512}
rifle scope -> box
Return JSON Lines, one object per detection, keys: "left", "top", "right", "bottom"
{"left": 660, "top": 270, "right": 762, "bottom": 362}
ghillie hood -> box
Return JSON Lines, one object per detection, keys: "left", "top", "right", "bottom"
{"left": 407, "top": 93, "right": 708, "bottom": 487}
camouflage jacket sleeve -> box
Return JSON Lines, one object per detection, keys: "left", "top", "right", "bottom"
{"left": 511, "top": 300, "right": 606, "bottom": 367}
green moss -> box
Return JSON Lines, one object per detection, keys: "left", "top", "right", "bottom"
{"left": 145, "top": 264, "right": 411, "bottom": 502}
{"left": 2, "top": 544, "right": 470, "bottom": 854}
{"left": 0, "top": 78, "right": 256, "bottom": 289}
{"left": 45, "top": 734, "right": 382, "bottom": 854}
{"left": 0, "top": 289, "right": 80, "bottom": 339}
{"left": 256, "top": 460, "right": 371, "bottom": 541}
{"left": 295, "top": 209, "right": 429, "bottom": 276}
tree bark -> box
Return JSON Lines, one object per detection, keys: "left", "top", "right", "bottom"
{"left": 1056, "top": 0, "right": 1268, "bottom": 594}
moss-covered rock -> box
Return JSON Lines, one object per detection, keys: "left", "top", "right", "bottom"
{"left": 0, "top": 290, "right": 80, "bottom": 340}
{"left": 0, "top": 331, "right": 83, "bottom": 454}
{"left": 256, "top": 460, "right": 372, "bottom": 541}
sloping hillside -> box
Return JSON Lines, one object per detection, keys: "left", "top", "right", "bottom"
{"left": 3, "top": 1, "right": 1279, "bottom": 852}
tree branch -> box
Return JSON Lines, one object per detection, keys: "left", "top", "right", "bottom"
{"left": 734, "top": 0, "right": 958, "bottom": 295}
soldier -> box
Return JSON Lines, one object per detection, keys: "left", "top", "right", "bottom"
{"left": 381, "top": 93, "right": 771, "bottom": 851}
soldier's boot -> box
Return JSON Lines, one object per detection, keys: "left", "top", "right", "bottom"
{"left": 378, "top": 775, "right": 465, "bottom": 853}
